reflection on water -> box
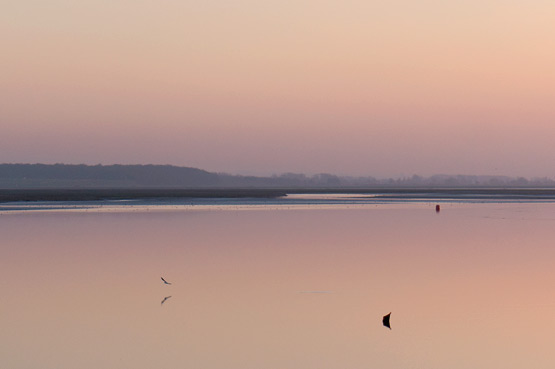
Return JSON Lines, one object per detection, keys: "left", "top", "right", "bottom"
{"left": 2, "top": 201, "right": 555, "bottom": 368}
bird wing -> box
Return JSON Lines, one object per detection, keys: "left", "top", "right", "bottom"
{"left": 161, "top": 296, "right": 172, "bottom": 305}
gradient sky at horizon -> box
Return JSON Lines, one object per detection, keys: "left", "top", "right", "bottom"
{"left": 2, "top": 1, "right": 555, "bottom": 178}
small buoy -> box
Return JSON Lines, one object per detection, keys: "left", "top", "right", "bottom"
{"left": 435, "top": 204, "right": 440, "bottom": 212}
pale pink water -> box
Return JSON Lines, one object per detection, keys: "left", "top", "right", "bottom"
{"left": 1, "top": 202, "right": 555, "bottom": 368}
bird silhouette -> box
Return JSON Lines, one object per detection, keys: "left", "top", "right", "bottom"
{"left": 161, "top": 295, "right": 172, "bottom": 306}
{"left": 383, "top": 312, "right": 391, "bottom": 329}
{"left": 161, "top": 277, "right": 172, "bottom": 285}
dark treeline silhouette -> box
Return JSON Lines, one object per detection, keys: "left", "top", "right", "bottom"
{"left": 0, "top": 164, "right": 219, "bottom": 188}
{"left": 1, "top": 163, "right": 554, "bottom": 189}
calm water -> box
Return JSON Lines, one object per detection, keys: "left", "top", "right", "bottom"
{"left": 2, "top": 199, "right": 555, "bottom": 368}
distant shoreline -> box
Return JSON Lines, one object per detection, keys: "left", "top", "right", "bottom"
{"left": 2, "top": 164, "right": 555, "bottom": 189}
{"left": 0, "top": 189, "right": 287, "bottom": 203}
{"left": 3, "top": 188, "right": 555, "bottom": 203}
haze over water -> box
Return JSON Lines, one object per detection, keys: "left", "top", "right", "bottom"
{"left": 5, "top": 1, "right": 555, "bottom": 366}
{"left": 2, "top": 197, "right": 555, "bottom": 368}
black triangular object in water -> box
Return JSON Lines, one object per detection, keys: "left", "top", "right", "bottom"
{"left": 383, "top": 312, "right": 391, "bottom": 329}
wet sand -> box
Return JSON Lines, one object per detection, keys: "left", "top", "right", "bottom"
{"left": 2, "top": 188, "right": 555, "bottom": 203}
{"left": 0, "top": 188, "right": 287, "bottom": 202}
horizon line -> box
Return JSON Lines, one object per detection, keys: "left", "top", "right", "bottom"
{"left": 0, "top": 162, "right": 553, "bottom": 181}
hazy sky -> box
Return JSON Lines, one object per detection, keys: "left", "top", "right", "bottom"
{"left": 2, "top": 1, "right": 555, "bottom": 177}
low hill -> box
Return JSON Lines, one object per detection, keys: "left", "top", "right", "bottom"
{"left": 1, "top": 163, "right": 554, "bottom": 189}
{"left": 0, "top": 164, "right": 220, "bottom": 188}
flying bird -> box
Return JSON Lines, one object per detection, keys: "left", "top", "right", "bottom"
{"left": 161, "top": 295, "right": 172, "bottom": 306}
{"left": 161, "top": 277, "right": 172, "bottom": 285}
{"left": 383, "top": 312, "right": 391, "bottom": 329}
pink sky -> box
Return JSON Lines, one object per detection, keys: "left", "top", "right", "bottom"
{"left": 2, "top": 1, "right": 555, "bottom": 177}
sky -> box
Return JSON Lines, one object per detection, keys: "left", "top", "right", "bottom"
{"left": 2, "top": 0, "right": 555, "bottom": 178}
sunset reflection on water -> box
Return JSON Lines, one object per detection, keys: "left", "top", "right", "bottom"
{"left": 2, "top": 201, "right": 555, "bottom": 368}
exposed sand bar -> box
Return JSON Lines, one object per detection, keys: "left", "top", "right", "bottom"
{"left": 0, "top": 189, "right": 287, "bottom": 203}
{"left": 2, "top": 188, "right": 555, "bottom": 203}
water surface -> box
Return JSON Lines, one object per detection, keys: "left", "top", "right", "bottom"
{"left": 2, "top": 199, "right": 555, "bottom": 368}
